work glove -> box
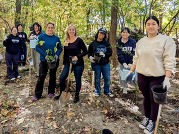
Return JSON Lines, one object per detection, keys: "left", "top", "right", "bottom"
{"left": 125, "top": 71, "right": 134, "bottom": 83}
{"left": 54, "top": 55, "right": 58, "bottom": 61}
{"left": 45, "top": 55, "right": 49, "bottom": 61}
{"left": 99, "top": 51, "right": 105, "bottom": 57}
{"left": 163, "top": 77, "right": 171, "bottom": 90}
{"left": 123, "top": 63, "right": 129, "bottom": 69}
{"left": 89, "top": 56, "right": 95, "bottom": 63}
{"left": 128, "top": 64, "right": 132, "bottom": 68}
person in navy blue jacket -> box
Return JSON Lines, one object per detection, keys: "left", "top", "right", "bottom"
{"left": 3, "top": 27, "right": 23, "bottom": 80}
{"left": 116, "top": 27, "right": 136, "bottom": 69}
{"left": 17, "top": 24, "right": 28, "bottom": 67}
{"left": 32, "top": 22, "right": 62, "bottom": 101}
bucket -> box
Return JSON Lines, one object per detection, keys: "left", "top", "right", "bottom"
{"left": 151, "top": 85, "right": 167, "bottom": 104}
{"left": 47, "top": 61, "right": 56, "bottom": 69}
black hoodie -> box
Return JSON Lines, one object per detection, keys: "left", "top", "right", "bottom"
{"left": 3, "top": 34, "right": 23, "bottom": 55}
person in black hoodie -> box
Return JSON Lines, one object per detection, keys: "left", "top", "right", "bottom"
{"left": 3, "top": 27, "right": 23, "bottom": 80}
{"left": 88, "top": 28, "right": 113, "bottom": 97}
{"left": 17, "top": 24, "right": 28, "bottom": 68}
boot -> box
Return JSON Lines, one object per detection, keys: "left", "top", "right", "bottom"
{"left": 73, "top": 93, "right": 79, "bottom": 103}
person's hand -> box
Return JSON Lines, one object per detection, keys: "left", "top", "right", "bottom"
{"left": 125, "top": 71, "right": 134, "bottom": 83}
{"left": 89, "top": 56, "right": 95, "bottom": 63}
{"left": 4, "top": 36, "right": 7, "bottom": 40}
{"left": 29, "top": 35, "right": 36, "bottom": 40}
{"left": 99, "top": 51, "right": 105, "bottom": 57}
{"left": 45, "top": 55, "right": 49, "bottom": 61}
{"left": 123, "top": 63, "right": 129, "bottom": 69}
{"left": 163, "top": 77, "right": 171, "bottom": 90}
{"left": 72, "top": 56, "right": 78, "bottom": 62}
{"left": 54, "top": 55, "right": 58, "bottom": 61}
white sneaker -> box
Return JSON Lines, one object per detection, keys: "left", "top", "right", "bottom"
{"left": 144, "top": 120, "right": 155, "bottom": 134}
{"left": 106, "top": 92, "right": 114, "bottom": 97}
{"left": 10, "top": 78, "right": 16, "bottom": 81}
{"left": 139, "top": 117, "right": 149, "bottom": 129}
{"left": 93, "top": 92, "right": 100, "bottom": 97}
{"left": 17, "top": 76, "right": 21, "bottom": 79}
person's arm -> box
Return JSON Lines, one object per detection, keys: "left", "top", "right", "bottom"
{"left": 105, "top": 42, "right": 112, "bottom": 58}
{"left": 116, "top": 40, "right": 125, "bottom": 64}
{"left": 3, "top": 35, "right": 10, "bottom": 47}
{"left": 77, "top": 38, "right": 87, "bottom": 58}
{"left": 55, "top": 37, "right": 63, "bottom": 58}
{"left": 35, "top": 36, "right": 47, "bottom": 58}
{"left": 88, "top": 42, "right": 94, "bottom": 57}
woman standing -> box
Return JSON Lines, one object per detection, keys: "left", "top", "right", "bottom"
{"left": 88, "top": 28, "right": 113, "bottom": 97}
{"left": 116, "top": 27, "right": 136, "bottom": 69}
{"left": 17, "top": 24, "right": 28, "bottom": 68}
{"left": 3, "top": 27, "right": 23, "bottom": 80}
{"left": 127, "top": 16, "right": 176, "bottom": 134}
{"left": 32, "top": 22, "right": 62, "bottom": 101}
{"left": 28, "top": 22, "right": 43, "bottom": 76}
{"left": 55, "top": 24, "right": 87, "bottom": 103}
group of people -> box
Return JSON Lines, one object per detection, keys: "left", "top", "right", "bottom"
{"left": 3, "top": 15, "right": 176, "bottom": 134}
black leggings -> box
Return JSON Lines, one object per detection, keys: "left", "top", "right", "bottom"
{"left": 138, "top": 73, "right": 165, "bottom": 122}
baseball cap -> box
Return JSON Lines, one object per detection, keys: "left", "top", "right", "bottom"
{"left": 98, "top": 28, "right": 107, "bottom": 34}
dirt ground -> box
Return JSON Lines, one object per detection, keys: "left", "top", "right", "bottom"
{"left": 0, "top": 59, "right": 179, "bottom": 134}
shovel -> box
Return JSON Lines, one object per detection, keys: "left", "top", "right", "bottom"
{"left": 54, "top": 63, "right": 72, "bottom": 102}
{"left": 59, "top": 63, "right": 72, "bottom": 103}
{"left": 90, "top": 71, "right": 95, "bottom": 103}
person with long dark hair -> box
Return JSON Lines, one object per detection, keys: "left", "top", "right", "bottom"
{"left": 28, "top": 22, "right": 43, "bottom": 76}
{"left": 127, "top": 16, "right": 176, "bottom": 134}
{"left": 88, "top": 28, "right": 113, "bottom": 97}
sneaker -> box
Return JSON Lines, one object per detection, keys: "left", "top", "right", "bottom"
{"left": 139, "top": 117, "right": 149, "bottom": 129}
{"left": 105, "top": 92, "right": 114, "bottom": 97}
{"left": 144, "top": 120, "right": 155, "bottom": 134}
{"left": 48, "top": 93, "right": 55, "bottom": 98}
{"left": 10, "top": 77, "right": 16, "bottom": 81}
{"left": 17, "top": 75, "right": 21, "bottom": 79}
{"left": 93, "top": 92, "right": 100, "bottom": 97}
{"left": 32, "top": 96, "right": 38, "bottom": 101}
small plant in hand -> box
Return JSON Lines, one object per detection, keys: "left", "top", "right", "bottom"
{"left": 46, "top": 49, "right": 55, "bottom": 62}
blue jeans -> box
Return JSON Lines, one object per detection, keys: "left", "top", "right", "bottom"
{"left": 59, "top": 64, "right": 84, "bottom": 94}
{"left": 91, "top": 63, "right": 110, "bottom": 94}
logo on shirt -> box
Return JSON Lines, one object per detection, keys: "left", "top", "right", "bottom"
{"left": 12, "top": 39, "right": 19, "bottom": 43}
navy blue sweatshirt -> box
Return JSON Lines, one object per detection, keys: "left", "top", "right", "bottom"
{"left": 63, "top": 37, "right": 87, "bottom": 66}
{"left": 88, "top": 40, "right": 112, "bottom": 65}
{"left": 3, "top": 34, "right": 23, "bottom": 55}
{"left": 18, "top": 32, "right": 27, "bottom": 48}
{"left": 36, "top": 33, "right": 63, "bottom": 61}
{"left": 116, "top": 37, "right": 136, "bottom": 64}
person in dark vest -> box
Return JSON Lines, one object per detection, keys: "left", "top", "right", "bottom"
{"left": 88, "top": 28, "right": 113, "bottom": 97}
{"left": 3, "top": 27, "right": 23, "bottom": 80}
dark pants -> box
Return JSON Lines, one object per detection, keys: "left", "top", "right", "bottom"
{"left": 59, "top": 64, "right": 84, "bottom": 95}
{"left": 34, "top": 61, "right": 59, "bottom": 98}
{"left": 5, "top": 52, "right": 19, "bottom": 79}
{"left": 18, "top": 45, "right": 27, "bottom": 66}
{"left": 138, "top": 73, "right": 165, "bottom": 122}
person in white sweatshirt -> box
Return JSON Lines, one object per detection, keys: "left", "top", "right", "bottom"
{"left": 126, "top": 15, "right": 176, "bottom": 134}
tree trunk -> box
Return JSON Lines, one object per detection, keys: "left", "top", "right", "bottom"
{"left": 15, "top": 0, "right": 21, "bottom": 26}
{"left": 109, "top": 0, "right": 117, "bottom": 68}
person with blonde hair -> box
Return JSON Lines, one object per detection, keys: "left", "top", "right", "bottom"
{"left": 55, "top": 24, "right": 87, "bottom": 103}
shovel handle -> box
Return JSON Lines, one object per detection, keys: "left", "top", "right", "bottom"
{"left": 66, "top": 63, "right": 72, "bottom": 93}
{"left": 154, "top": 104, "right": 162, "bottom": 134}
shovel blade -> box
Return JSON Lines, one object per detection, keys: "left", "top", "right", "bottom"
{"left": 59, "top": 91, "right": 71, "bottom": 103}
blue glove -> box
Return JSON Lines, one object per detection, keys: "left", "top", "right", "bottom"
{"left": 125, "top": 72, "right": 134, "bottom": 83}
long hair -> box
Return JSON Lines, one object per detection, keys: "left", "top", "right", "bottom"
{"left": 94, "top": 30, "right": 107, "bottom": 42}
{"left": 64, "top": 24, "right": 77, "bottom": 46}
{"left": 32, "top": 22, "right": 42, "bottom": 33}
